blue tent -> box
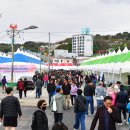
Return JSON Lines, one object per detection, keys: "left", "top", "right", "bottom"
{"left": 0, "top": 56, "right": 10, "bottom": 63}
{"left": 0, "top": 53, "right": 43, "bottom": 64}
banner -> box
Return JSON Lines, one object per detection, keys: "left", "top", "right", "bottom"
{"left": 0, "top": 65, "right": 36, "bottom": 73}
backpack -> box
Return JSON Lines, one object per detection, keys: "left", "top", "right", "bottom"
{"left": 127, "top": 103, "right": 130, "bottom": 113}
{"left": 31, "top": 110, "right": 44, "bottom": 130}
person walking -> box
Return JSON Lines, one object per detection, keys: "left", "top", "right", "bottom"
{"left": 35, "top": 77, "right": 43, "bottom": 99}
{"left": 73, "top": 89, "right": 86, "bottom": 130}
{"left": 47, "top": 79, "right": 56, "bottom": 105}
{"left": 95, "top": 82, "right": 106, "bottom": 108}
{"left": 1, "top": 76, "right": 7, "bottom": 93}
{"left": 23, "top": 78, "right": 28, "bottom": 97}
{"left": 31, "top": 99, "right": 49, "bottom": 130}
{"left": 51, "top": 88, "right": 64, "bottom": 123}
{"left": 43, "top": 74, "right": 48, "bottom": 88}
{"left": 84, "top": 80, "right": 95, "bottom": 116}
{"left": 106, "top": 83, "right": 116, "bottom": 105}
{"left": 17, "top": 79, "right": 24, "bottom": 99}
{"left": 54, "top": 81, "right": 62, "bottom": 95}
{"left": 62, "top": 79, "right": 71, "bottom": 110}
{"left": 0, "top": 87, "right": 22, "bottom": 130}
{"left": 114, "top": 81, "right": 121, "bottom": 94}
{"left": 90, "top": 96, "right": 122, "bottom": 130}
{"left": 70, "top": 82, "right": 78, "bottom": 106}
{"left": 115, "top": 85, "right": 128, "bottom": 125}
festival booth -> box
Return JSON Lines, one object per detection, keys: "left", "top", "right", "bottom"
{"left": 46, "top": 63, "right": 77, "bottom": 70}
{"left": 0, "top": 49, "right": 77, "bottom": 82}
{"left": 0, "top": 49, "right": 46, "bottom": 82}
{"left": 79, "top": 47, "right": 130, "bottom": 83}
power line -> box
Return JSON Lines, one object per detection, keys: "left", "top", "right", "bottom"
{"left": 0, "top": 34, "right": 8, "bottom": 40}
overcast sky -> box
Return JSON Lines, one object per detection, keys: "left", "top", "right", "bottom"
{"left": 0, "top": 0, "right": 130, "bottom": 43}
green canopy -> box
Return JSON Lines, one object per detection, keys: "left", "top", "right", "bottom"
{"left": 81, "top": 52, "right": 130, "bottom": 66}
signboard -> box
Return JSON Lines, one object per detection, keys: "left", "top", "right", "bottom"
{"left": 0, "top": 65, "right": 36, "bottom": 73}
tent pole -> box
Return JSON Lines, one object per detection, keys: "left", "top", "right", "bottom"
{"left": 112, "top": 69, "right": 114, "bottom": 83}
{"left": 119, "top": 68, "right": 122, "bottom": 82}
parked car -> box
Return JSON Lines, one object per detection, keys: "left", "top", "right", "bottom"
{"left": 19, "top": 76, "right": 35, "bottom": 90}
{"left": 25, "top": 80, "right": 35, "bottom": 90}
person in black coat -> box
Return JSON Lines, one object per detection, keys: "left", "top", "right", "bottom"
{"left": 0, "top": 87, "right": 22, "bottom": 130}
{"left": 115, "top": 85, "right": 128, "bottom": 125}
{"left": 62, "top": 79, "right": 71, "bottom": 109}
{"left": 47, "top": 79, "right": 56, "bottom": 105}
{"left": 24, "top": 78, "right": 28, "bottom": 97}
{"left": 84, "top": 80, "right": 95, "bottom": 116}
{"left": 90, "top": 96, "right": 121, "bottom": 130}
{"left": 33, "top": 99, "right": 49, "bottom": 130}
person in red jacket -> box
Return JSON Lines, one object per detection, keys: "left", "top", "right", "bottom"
{"left": 17, "top": 79, "right": 24, "bottom": 99}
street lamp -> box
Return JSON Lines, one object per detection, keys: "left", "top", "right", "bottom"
{"left": 8, "top": 24, "right": 38, "bottom": 83}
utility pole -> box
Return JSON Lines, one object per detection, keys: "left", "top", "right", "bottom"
{"left": 48, "top": 32, "right": 51, "bottom": 72}
{"left": 11, "top": 29, "right": 15, "bottom": 83}
{"left": 7, "top": 25, "right": 38, "bottom": 83}
{"left": 7, "top": 24, "right": 17, "bottom": 83}
{"left": 39, "top": 50, "right": 42, "bottom": 73}
{"left": 39, "top": 47, "right": 44, "bottom": 73}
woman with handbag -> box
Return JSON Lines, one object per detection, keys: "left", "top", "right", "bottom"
{"left": 50, "top": 88, "right": 64, "bottom": 123}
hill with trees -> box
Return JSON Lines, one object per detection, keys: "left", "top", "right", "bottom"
{"left": 0, "top": 32, "right": 130, "bottom": 55}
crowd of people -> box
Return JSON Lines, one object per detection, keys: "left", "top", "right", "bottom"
{"left": 0, "top": 70, "right": 130, "bottom": 130}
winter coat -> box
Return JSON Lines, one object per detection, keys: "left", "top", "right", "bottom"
{"left": 84, "top": 85, "right": 95, "bottom": 96}
{"left": 62, "top": 83, "right": 71, "bottom": 95}
{"left": 70, "top": 85, "right": 78, "bottom": 96}
{"left": 47, "top": 83, "right": 56, "bottom": 94}
{"left": 1, "top": 78, "right": 7, "bottom": 86}
{"left": 17, "top": 81, "right": 24, "bottom": 90}
{"left": 43, "top": 75, "right": 48, "bottom": 81}
{"left": 51, "top": 93, "right": 64, "bottom": 113}
{"left": 35, "top": 109, "right": 49, "bottom": 130}
{"left": 24, "top": 80, "right": 28, "bottom": 90}
{"left": 95, "top": 86, "right": 106, "bottom": 100}
{"left": 36, "top": 79, "right": 43, "bottom": 89}
{"left": 0, "top": 96, "right": 22, "bottom": 118}
{"left": 74, "top": 95, "right": 86, "bottom": 113}
{"left": 90, "top": 106, "right": 121, "bottom": 130}
{"left": 115, "top": 90, "right": 128, "bottom": 107}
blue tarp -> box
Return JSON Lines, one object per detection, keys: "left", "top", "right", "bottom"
{"left": 0, "top": 56, "right": 10, "bottom": 63}
{"left": 0, "top": 53, "right": 43, "bottom": 64}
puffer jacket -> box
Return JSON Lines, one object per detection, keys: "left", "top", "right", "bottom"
{"left": 0, "top": 96, "right": 22, "bottom": 118}
{"left": 51, "top": 93, "right": 64, "bottom": 113}
{"left": 74, "top": 95, "right": 86, "bottom": 113}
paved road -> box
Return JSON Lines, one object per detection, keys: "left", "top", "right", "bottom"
{"left": 0, "top": 87, "right": 129, "bottom": 130}
{"left": 0, "top": 106, "right": 128, "bottom": 130}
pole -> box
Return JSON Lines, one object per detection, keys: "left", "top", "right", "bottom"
{"left": 40, "top": 50, "right": 42, "bottom": 73}
{"left": 11, "top": 29, "right": 15, "bottom": 83}
{"left": 48, "top": 32, "right": 50, "bottom": 72}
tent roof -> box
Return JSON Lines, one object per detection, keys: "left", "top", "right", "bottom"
{"left": 0, "top": 53, "right": 43, "bottom": 64}
{"left": 81, "top": 51, "right": 130, "bottom": 66}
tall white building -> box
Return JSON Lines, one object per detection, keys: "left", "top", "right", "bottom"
{"left": 72, "top": 34, "right": 93, "bottom": 57}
